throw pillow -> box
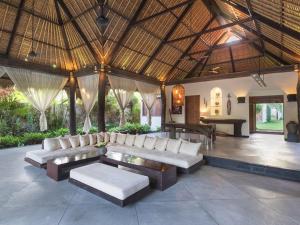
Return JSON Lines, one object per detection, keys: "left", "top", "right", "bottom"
{"left": 109, "top": 132, "right": 117, "bottom": 143}
{"left": 89, "top": 134, "right": 97, "bottom": 145}
{"left": 116, "top": 133, "right": 127, "bottom": 145}
{"left": 104, "top": 132, "right": 110, "bottom": 143}
{"left": 179, "top": 142, "right": 201, "bottom": 156}
{"left": 154, "top": 138, "right": 168, "bottom": 151}
{"left": 59, "top": 137, "right": 72, "bottom": 149}
{"left": 134, "top": 134, "right": 146, "bottom": 148}
{"left": 166, "top": 139, "right": 181, "bottom": 154}
{"left": 96, "top": 132, "right": 104, "bottom": 144}
{"left": 125, "top": 134, "right": 136, "bottom": 146}
{"left": 144, "top": 136, "right": 157, "bottom": 150}
{"left": 69, "top": 135, "right": 80, "bottom": 148}
{"left": 44, "top": 138, "right": 61, "bottom": 151}
{"left": 79, "top": 135, "right": 90, "bottom": 147}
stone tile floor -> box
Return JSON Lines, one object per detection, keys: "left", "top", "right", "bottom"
{"left": 1, "top": 145, "right": 300, "bottom": 225}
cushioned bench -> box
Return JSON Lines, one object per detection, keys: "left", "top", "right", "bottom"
{"left": 69, "top": 163, "right": 150, "bottom": 207}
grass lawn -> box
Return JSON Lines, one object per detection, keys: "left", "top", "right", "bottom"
{"left": 256, "top": 120, "right": 283, "bottom": 131}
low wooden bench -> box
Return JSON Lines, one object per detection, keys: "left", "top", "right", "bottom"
{"left": 69, "top": 163, "right": 150, "bottom": 207}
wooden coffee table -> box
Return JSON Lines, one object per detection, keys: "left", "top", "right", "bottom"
{"left": 47, "top": 151, "right": 100, "bottom": 181}
{"left": 100, "top": 152, "right": 177, "bottom": 191}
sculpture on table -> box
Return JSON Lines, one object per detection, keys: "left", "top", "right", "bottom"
{"left": 227, "top": 94, "right": 232, "bottom": 115}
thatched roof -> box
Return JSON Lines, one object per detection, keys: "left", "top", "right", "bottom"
{"left": 0, "top": 0, "right": 299, "bottom": 83}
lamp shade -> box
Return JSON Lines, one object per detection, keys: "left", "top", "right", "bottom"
{"left": 172, "top": 84, "right": 185, "bottom": 107}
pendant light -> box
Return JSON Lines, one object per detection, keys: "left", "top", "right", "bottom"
{"left": 172, "top": 84, "right": 185, "bottom": 107}
{"left": 28, "top": 0, "right": 37, "bottom": 59}
{"left": 96, "top": 0, "right": 109, "bottom": 33}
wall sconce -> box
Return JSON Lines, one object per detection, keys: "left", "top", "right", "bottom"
{"left": 237, "top": 97, "right": 246, "bottom": 103}
{"left": 287, "top": 94, "right": 297, "bottom": 102}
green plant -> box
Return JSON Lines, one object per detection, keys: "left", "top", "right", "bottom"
{"left": 0, "top": 136, "right": 22, "bottom": 148}
{"left": 108, "top": 123, "right": 151, "bottom": 134}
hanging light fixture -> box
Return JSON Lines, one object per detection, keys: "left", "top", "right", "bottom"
{"left": 172, "top": 84, "right": 185, "bottom": 107}
{"left": 96, "top": 0, "right": 109, "bottom": 33}
{"left": 28, "top": 0, "right": 37, "bottom": 59}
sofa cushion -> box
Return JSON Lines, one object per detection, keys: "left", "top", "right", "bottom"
{"left": 110, "top": 132, "right": 117, "bottom": 143}
{"left": 166, "top": 139, "right": 181, "bottom": 154}
{"left": 154, "top": 138, "right": 168, "bottom": 151}
{"left": 79, "top": 135, "right": 90, "bottom": 147}
{"left": 89, "top": 134, "right": 97, "bottom": 145}
{"left": 70, "top": 163, "right": 149, "bottom": 200}
{"left": 96, "top": 132, "right": 104, "bottom": 144}
{"left": 44, "top": 138, "right": 61, "bottom": 151}
{"left": 125, "top": 134, "right": 135, "bottom": 146}
{"left": 116, "top": 133, "right": 127, "bottom": 145}
{"left": 59, "top": 137, "right": 72, "bottom": 149}
{"left": 179, "top": 141, "right": 201, "bottom": 156}
{"left": 69, "top": 135, "right": 80, "bottom": 148}
{"left": 134, "top": 135, "right": 146, "bottom": 148}
{"left": 143, "top": 136, "right": 157, "bottom": 150}
{"left": 104, "top": 132, "right": 110, "bottom": 143}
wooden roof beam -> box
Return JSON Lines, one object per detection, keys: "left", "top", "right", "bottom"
{"left": 5, "top": 0, "right": 25, "bottom": 56}
{"left": 167, "top": 17, "right": 252, "bottom": 43}
{"left": 219, "top": 0, "right": 300, "bottom": 40}
{"left": 134, "top": 0, "right": 193, "bottom": 25}
{"left": 229, "top": 46, "right": 235, "bottom": 72}
{"left": 185, "top": 32, "right": 227, "bottom": 78}
{"left": 166, "top": 16, "right": 216, "bottom": 81}
{"left": 108, "top": 0, "right": 148, "bottom": 64}
{"left": 140, "top": 1, "right": 196, "bottom": 74}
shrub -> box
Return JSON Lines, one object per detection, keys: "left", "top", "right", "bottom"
{"left": 0, "top": 136, "right": 22, "bottom": 148}
{"left": 108, "top": 123, "right": 151, "bottom": 134}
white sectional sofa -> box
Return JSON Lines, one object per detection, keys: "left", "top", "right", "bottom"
{"left": 25, "top": 132, "right": 204, "bottom": 173}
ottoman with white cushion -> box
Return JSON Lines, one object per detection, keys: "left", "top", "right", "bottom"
{"left": 69, "top": 163, "right": 150, "bottom": 207}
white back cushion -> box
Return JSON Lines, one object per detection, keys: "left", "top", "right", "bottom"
{"left": 154, "top": 138, "right": 168, "bottom": 151}
{"left": 97, "top": 132, "right": 104, "bottom": 144}
{"left": 89, "top": 134, "right": 97, "bottom": 145}
{"left": 134, "top": 135, "right": 146, "bottom": 148}
{"left": 59, "top": 137, "right": 72, "bottom": 149}
{"left": 79, "top": 135, "right": 90, "bottom": 147}
{"left": 144, "top": 136, "right": 157, "bottom": 150}
{"left": 110, "top": 132, "right": 117, "bottom": 143}
{"left": 125, "top": 134, "right": 136, "bottom": 146}
{"left": 69, "top": 135, "right": 80, "bottom": 148}
{"left": 116, "top": 133, "right": 127, "bottom": 145}
{"left": 104, "top": 132, "right": 110, "bottom": 143}
{"left": 166, "top": 139, "right": 181, "bottom": 154}
{"left": 179, "top": 141, "right": 201, "bottom": 156}
{"left": 44, "top": 138, "right": 61, "bottom": 151}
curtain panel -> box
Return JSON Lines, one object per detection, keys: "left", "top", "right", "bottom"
{"left": 135, "top": 81, "right": 160, "bottom": 126}
{"left": 77, "top": 74, "right": 99, "bottom": 133}
{"left": 108, "top": 75, "right": 136, "bottom": 126}
{"left": 4, "top": 67, "right": 68, "bottom": 131}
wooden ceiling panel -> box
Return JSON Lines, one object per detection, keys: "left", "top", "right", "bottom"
{"left": 234, "top": 56, "right": 273, "bottom": 72}
{"left": 156, "top": 45, "right": 182, "bottom": 65}
{"left": 167, "top": 67, "right": 187, "bottom": 81}
{"left": 208, "top": 48, "right": 231, "bottom": 64}
{"left": 0, "top": 32, "right": 10, "bottom": 54}
{"left": 145, "top": 60, "right": 173, "bottom": 81}
{"left": 0, "top": 2, "right": 17, "bottom": 31}
{"left": 201, "top": 62, "right": 233, "bottom": 76}
{"left": 231, "top": 43, "right": 260, "bottom": 60}
{"left": 177, "top": 58, "right": 197, "bottom": 72}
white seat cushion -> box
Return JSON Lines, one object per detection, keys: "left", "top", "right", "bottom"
{"left": 44, "top": 138, "right": 61, "bottom": 151}
{"left": 179, "top": 141, "right": 201, "bottom": 156}
{"left": 166, "top": 139, "right": 181, "bottom": 154}
{"left": 125, "top": 134, "right": 135, "bottom": 146}
{"left": 116, "top": 133, "right": 126, "bottom": 145}
{"left": 154, "top": 138, "right": 168, "bottom": 151}
{"left": 143, "top": 136, "right": 157, "bottom": 150}
{"left": 69, "top": 135, "right": 80, "bottom": 148}
{"left": 70, "top": 163, "right": 149, "bottom": 200}
{"left": 134, "top": 135, "right": 146, "bottom": 148}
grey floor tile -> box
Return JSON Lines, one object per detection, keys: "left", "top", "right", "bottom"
{"left": 0, "top": 181, "right": 29, "bottom": 204}
{"left": 136, "top": 201, "right": 218, "bottom": 225}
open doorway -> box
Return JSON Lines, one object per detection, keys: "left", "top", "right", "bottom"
{"left": 249, "top": 95, "right": 284, "bottom": 134}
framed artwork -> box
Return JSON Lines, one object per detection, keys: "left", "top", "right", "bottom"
{"left": 171, "top": 94, "right": 182, "bottom": 114}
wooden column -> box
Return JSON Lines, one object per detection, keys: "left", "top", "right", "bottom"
{"left": 98, "top": 64, "right": 106, "bottom": 132}
{"left": 161, "top": 83, "right": 166, "bottom": 132}
{"left": 297, "top": 71, "right": 300, "bottom": 138}
{"left": 69, "top": 72, "right": 77, "bottom": 135}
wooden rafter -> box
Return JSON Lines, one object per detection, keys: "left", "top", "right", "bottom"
{"left": 167, "top": 17, "right": 252, "bottom": 44}
{"left": 166, "top": 16, "right": 216, "bottom": 80}
{"left": 229, "top": 46, "right": 235, "bottom": 72}
{"left": 220, "top": 0, "right": 300, "bottom": 41}
{"left": 140, "top": 1, "right": 195, "bottom": 74}
{"left": 134, "top": 0, "right": 193, "bottom": 25}
{"left": 185, "top": 32, "right": 227, "bottom": 78}
{"left": 108, "top": 0, "right": 147, "bottom": 64}
{"left": 5, "top": 0, "right": 25, "bottom": 56}
{"left": 57, "top": 0, "right": 100, "bottom": 64}
{"left": 206, "top": 55, "right": 263, "bottom": 66}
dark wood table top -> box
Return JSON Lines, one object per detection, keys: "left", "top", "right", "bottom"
{"left": 49, "top": 151, "right": 100, "bottom": 166}
{"left": 200, "top": 118, "right": 246, "bottom": 124}
{"left": 103, "top": 152, "right": 174, "bottom": 172}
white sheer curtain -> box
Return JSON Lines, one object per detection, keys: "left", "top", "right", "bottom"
{"left": 77, "top": 74, "right": 99, "bottom": 133}
{"left": 4, "top": 67, "right": 67, "bottom": 131}
{"left": 0, "top": 67, "right": 5, "bottom": 77}
{"left": 108, "top": 75, "right": 136, "bottom": 126}
{"left": 135, "top": 81, "right": 160, "bottom": 126}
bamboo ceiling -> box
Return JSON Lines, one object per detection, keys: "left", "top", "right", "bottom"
{"left": 0, "top": 0, "right": 299, "bottom": 82}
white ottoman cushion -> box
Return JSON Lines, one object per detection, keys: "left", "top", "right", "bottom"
{"left": 70, "top": 163, "right": 149, "bottom": 200}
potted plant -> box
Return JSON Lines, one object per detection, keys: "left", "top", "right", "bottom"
{"left": 95, "top": 141, "right": 108, "bottom": 155}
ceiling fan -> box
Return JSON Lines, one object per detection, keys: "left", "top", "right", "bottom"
{"left": 208, "top": 66, "right": 221, "bottom": 74}
{"left": 96, "top": 0, "right": 109, "bottom": 31}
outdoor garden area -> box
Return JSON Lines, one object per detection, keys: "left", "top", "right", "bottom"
{"left": 256, "top": 103, "right": 284, "bottom": 132}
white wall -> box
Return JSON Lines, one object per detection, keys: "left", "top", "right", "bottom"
{"left": 165, "top": 71, "right": 298, "bottom": 137}
{"left": 140, "top": 115, "right": 161, "bottom": 131}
